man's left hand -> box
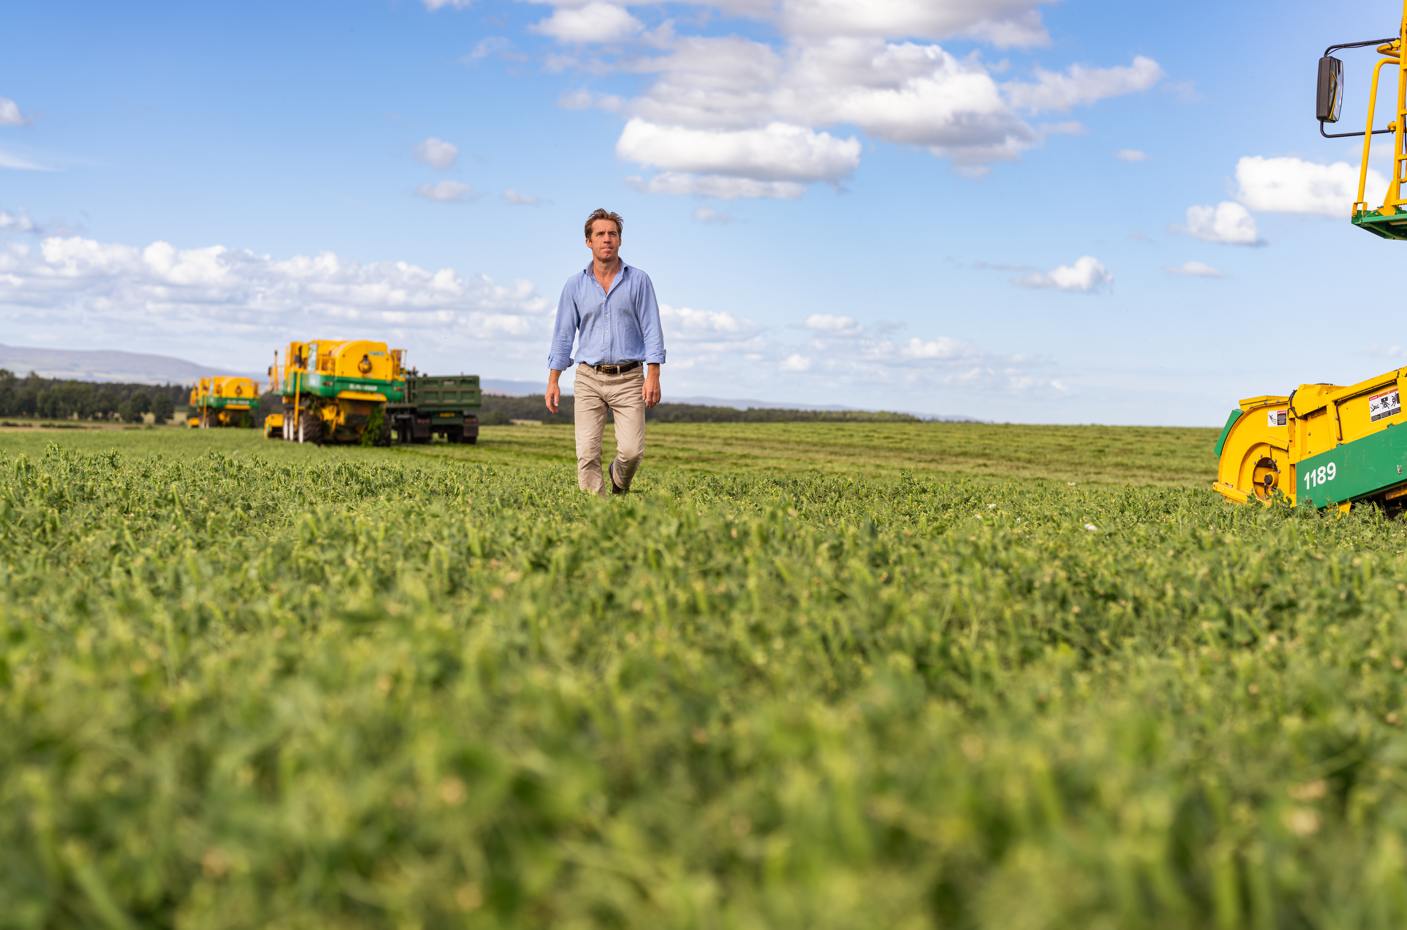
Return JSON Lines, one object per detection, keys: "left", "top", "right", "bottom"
{"left": 643, "top": 365, "right": 661, "bottom": 409}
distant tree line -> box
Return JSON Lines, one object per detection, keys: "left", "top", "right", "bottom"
{"left": 478, "top": 393, "right": 919, "bottom": 424}
{"left": 0, "top": 369, "right": 182, "bottom": 423}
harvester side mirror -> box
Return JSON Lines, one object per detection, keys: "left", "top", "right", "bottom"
{"left": 1317, "top": 55, "right": 1344, "bottom": 122}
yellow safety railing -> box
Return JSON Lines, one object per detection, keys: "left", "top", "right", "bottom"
{"left": 1355, "top": 4, "right": 1407, "bottom": 217}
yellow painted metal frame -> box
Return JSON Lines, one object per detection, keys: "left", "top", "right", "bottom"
{"left": 1214, "top": 367, "right": 1407, "bottom": 510}
{"left": 1353, "top": 2, "right": 1407, "bottom": 217}
{"left": 274, "top": 338, "right": 405, "bottom": 443}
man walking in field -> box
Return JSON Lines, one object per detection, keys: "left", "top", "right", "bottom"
{"left": 546, "top": 208, "right": 666, "bottom": 497}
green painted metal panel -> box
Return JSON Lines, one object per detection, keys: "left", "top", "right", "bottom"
{"left": 1213, "top": 408, "right": 1243, "bottom": 458}
{"left": 196, "top": 396, "right": 253, "bottom": 410}
{"left": 1296, "top": 425, "right": 1407, "bottom": 509}
{"left": 1352, "top": 210, "right": 1407, "bottom": 240}
{"left": 400, "top": 374, "right": 482, "bottom": 413}
{"left": 280, "top": 374, "right": 405, "bottom": 402}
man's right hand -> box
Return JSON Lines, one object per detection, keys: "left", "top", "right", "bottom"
{"left": 545, "top": 371, "right": 562, "bottom": 414}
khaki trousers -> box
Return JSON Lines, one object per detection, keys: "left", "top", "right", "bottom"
{"left": 574, "top": 363, "right": 646, "bottom": 498}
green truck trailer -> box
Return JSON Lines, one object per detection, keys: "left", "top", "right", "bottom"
{"left": 387, "top": 374, "right": 482, "bottom": 444}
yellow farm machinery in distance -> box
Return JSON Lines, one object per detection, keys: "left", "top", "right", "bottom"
{"left": 1215, "top": 4, "right": 1407, "bottom": 510}
{"left": 268, "top": 339, "right": 405, "bottom": 445}
{"left": 187, "top": 377, "right": 259, "bottom": 428}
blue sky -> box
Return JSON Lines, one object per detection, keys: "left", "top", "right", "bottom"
{"left": 1, "top": 0, "right": 1403, "bottom": 423}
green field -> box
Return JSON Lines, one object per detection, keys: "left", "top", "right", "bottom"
{"left": 5, "top": 424, "right": 1407, "bottom": 928}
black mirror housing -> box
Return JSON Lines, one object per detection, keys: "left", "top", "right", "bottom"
{"left": 1318, "top": 55, "right": 1344, "bottom": 122}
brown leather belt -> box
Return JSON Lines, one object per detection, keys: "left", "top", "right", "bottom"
{"left": 587, "top": 360, "right": 641, "bottom": 375}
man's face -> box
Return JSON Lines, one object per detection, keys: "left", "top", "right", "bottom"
{"left": 586, "top": 219, "right": 620, "bottom": 263}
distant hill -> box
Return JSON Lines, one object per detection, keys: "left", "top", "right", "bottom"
{"left": 0, "top": 343, "right": 240, "bottom": 384}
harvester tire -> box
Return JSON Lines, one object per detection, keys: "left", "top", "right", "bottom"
{"left": 298, "top": 416, "right": 323, "bottom": 445}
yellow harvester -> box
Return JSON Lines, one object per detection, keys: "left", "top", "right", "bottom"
{"left": 1215, "top": 4, "right": 1407, "bottom": 510}
{"left": 187, "top": 377, "right": 260, "bottom": 428}
{"left": 269, "top": 340, "right": 405, "bottom": 444}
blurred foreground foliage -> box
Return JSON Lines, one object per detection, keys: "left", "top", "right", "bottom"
{"left": 4, "top": 433, "right": 1407, "bottom": 927}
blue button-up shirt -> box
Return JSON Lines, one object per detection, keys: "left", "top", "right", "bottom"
{"left": 548, "top": 260, "right": 667, "bottom": 370}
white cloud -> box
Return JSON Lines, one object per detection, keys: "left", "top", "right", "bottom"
{"left": 438, "top": 1, "right": 1160, "bottom": 195}
{"left": 0, "top": 235, "right": 552, "bottom": 355}
{"left": 1013, "top": 256, "right": 1112, "bottom": 292}
{"left": 617, "top": 119, "right": 861, "bottom": 183}
{"left": 0, "top": 150, "right": 52, "bottom": 171}
{"left": 1003, "top": 56, "right": 1163, "bottom": 112}
{"left": 529, "top": 0, "right": 1055, "bottom": 47}
{"left": 1368, "top": 345, "right": 1407, "bottom": 359}
{"left": 0, "top": 205, "right": 37, "bottom": 233}
{"left": 415, "top": 181, "right": 476, "bottom": 203}
{"left": 461, "top": 36, "right": 525, "bottom": 62}
{"left": 623, "top": 37, "right": 1041, "bottom": 172}
{"left": 503, "top": 189, "right": 542, "bottom": 205}
{"left": 533, "top": 3, "right": 645, "bottom": 43}
{"left": 656, "top": 302, "right": 769, "bottom": 371}
{"left": 776, "top": 0, "right": 1053, "bottom": 46}
{"left": 1165, "top": 260, "right": 1226, "bottom": 278}
{"left": 1114, "top": 148, "right": 1147, "bottom": 161}
{"left": 804, "top": 313, "right": 863, "bottom": 335}
{"left": 1182, "top": 201, "right": 1261, "bottom": 245}
{"left": 560, "top": 89, "right": 625, "bottom": 111}
{"left": 780, "top": 353, "right": 812, "bottom": 371}
{"left": 422, "top": 0, "right": 473, "bottom": 8}
{"left": 896, "top": 336, "right": 986, "bottom": 360}
{"left": 1235, "top": 155, "right": 1388, "bottom": 217}
{"left": 624, "top": 172, "right": 806, "bottom": 199}
{"left": 413, "top": 137, "right": 459, "bottom": 170}
{"left": 661, "top": 303, "right": 762, "bottom": 341}
{"left": 557, "top": 89, "right": 596, "bottom": 110}
{"left": 546, "top": 25, "right": 1162, "bottom": 192}
{"left": 692, "top": 206, "right": 734, "bottom": 223}
{"left": 0, "top": 96, "right": 33, "bottom": 127}
{"left": 781, "top": 313, "right": 1059, "bottom": 393}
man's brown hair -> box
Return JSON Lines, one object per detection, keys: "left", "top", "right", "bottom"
{"left": 584, "top": 208, "right": 623, "bottom": 239}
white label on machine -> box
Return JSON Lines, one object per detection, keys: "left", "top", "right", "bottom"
{"left": 1370, "top": 389, "right": 1402, "bottom": 422}
{"left": 1266, "top": 409, "right": 1287, "bottom": 427}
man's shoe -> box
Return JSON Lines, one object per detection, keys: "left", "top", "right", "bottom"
{"left": 610, "top": 461, "right": 628, "bottom": 495}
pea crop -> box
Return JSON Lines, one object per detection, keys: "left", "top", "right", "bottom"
{"left": 5, "top": 426, "right": 1407, "bottom": 929}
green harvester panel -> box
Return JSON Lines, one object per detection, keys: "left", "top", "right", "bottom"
{"left": 1297, "top": 424, "right": 1407, "bottom": 509}
{"left": 406, "top": 375, "right": 482, "bottom": 412}
{"left": 1352, "top": 210, "right": 1407, "bottom": 241}
{"left": 288, "top": 373, "right": 406, "bottom": 402}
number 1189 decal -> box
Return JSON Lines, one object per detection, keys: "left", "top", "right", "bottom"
{"left": 1304, "top": 462, "right": 1337, "bottom": 489}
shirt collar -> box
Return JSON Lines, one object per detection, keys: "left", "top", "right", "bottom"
{"left": 583, "top": 259, "right": 630, "bottom": 277}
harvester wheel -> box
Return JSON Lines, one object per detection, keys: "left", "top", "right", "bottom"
{"left": 298, "top": 416, "right": 323, "bottom": 445}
